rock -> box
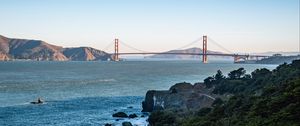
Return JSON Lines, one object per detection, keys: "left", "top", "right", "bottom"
{"left": 142, "top": 82, "right": 215, "bottom": 112}
{"left": 30, "top": 101, "right": 43, "bottom": 104}
{"left": 104, "top": 123, "right": 112, "bottom": 126}
{"left": 0, "top": 53, "right": 10, "bottom": 61}
{"left": 122, "top": 122, "right": 133, "bottom": 126}
{"left": 193, "top": 82, "right": 206, "bottom": 90}
{"left": 169, "top": 82, "right": 193, "bottom": 92}
{"left": 142, "top": 90, "right": 156, "bottom": 112}
{"left": 128, "top": 114, "right": 138, "bottom": 118}
{"left": 171, "top": 88, "right": 177, "bottom": 94}
{"left": 112, "top": 112, "right": 128, "bottom": 118}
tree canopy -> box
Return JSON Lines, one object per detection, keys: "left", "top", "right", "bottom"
{"left": 149, "top": 60, "right": 300, "bottom": 126}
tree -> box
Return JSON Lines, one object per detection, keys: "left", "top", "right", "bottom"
{"left": 204, "top": 76, "right": 214, "bottom": 88}
{"left": 215, "top": 70, "right": 225, "bottom": 81}
{"left": 228, "top": 68, "right": 246, "bottom": 79}
{"left": 251, "top": 68, "right": 271, "bottom": 79}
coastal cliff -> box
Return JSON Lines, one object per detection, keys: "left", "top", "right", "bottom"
{"left": 142, "top": 82, "right": 215, "bottom": 112}
{"left": 146, "top": 60, "right": 300, "bottom": 126}
{"left": 0, "top": 35, "right": 112, "bottom": 61}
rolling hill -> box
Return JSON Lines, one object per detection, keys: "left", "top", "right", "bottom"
{"left": 0, "top": 35, "right": 112, "bottom": 61}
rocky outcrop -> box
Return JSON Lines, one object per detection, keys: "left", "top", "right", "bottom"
{"left": 0, "top": 53, "right": 10, "bottom": 61}
{"left": 142, "top": 82, "right": 215, "bottom": 112}
{"left": 122, "top": 122, "right": 133, "bottom": 126}
{"left": 0, "top": 35, "right": 112, "bottom": 61}
{"left": 112, "top": 112, "right": 128, "bottom": 118}
{"left": 128, "top": 114, "right": 138, "bottom": 118}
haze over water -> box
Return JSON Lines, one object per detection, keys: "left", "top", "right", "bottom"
{"left": 0, "top": 61, "right": 277, "bottom": 125}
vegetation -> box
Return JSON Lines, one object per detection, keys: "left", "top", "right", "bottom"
{"left": 148, "top": 60, "right": 300, "bottom": 126}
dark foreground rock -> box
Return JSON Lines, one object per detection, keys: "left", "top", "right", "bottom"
{"left": 142, "top": 82, "right": 215, "bottom": 112}
{"left": 122, "top": 122, "right": 133, "bottom": 126}
{"left": 104, "top": 123, "right": 112, "bottom": 126}
{"left": 128, "top": 114, "right": 138, "bottom": 118}
{"left": 112, "top": 112, "right": 128, "bottom": 118}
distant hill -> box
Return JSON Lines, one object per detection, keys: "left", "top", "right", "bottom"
{"left": 149, "top": 47, "right": 224, "bottom": 59}
{"left": 254, "top": 51, "right": 300, "bottom": 56}
{"left": 0, "top": 35, "right": 112, "bottom": 61}
{"left": 255, "top": 55, "right": 300, "bottom": 64}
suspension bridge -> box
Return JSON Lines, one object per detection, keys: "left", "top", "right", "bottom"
{"left": 103, "top": 35, "right": 269, "bottom": 63}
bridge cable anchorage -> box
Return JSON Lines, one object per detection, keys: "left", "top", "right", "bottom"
{"left": 119, "top": 40, "right": 152, "bottom": 53}
{"left": 207, "top": 37, "right": 233, "bottom": 54}
{"left": 173, "top": 37, "right": 203, "bottom": 50}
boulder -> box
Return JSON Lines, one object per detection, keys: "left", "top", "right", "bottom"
{"left": 128, "top": 114, "right": 138, "bottom": 118}
{"left": 112, "top": 112, "right": 128, "bottom": 118}
{"left": 104, "top": 123, "right": 112, "bottom": 126}
{"left": 142, "top": 90, "right": 156, "bottom": 112}
{"left": 122, "top": 122, "right": 133, "bottom": 126}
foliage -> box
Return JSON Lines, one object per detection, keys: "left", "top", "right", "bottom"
{"left": 149, "top": 60, "right": 300, "bottom": 126}
{"left": 148, "top": 110, "right": 177, "bottom": 126}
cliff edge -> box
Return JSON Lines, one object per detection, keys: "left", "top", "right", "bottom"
{"left": 142, "top": 82, "right": 215, "bottom": 112}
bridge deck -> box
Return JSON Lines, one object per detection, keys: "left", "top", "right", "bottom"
{"left": 112, "top": 52, "right": 269, "bottom": 57}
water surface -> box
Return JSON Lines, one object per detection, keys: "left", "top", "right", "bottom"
{"left": 0, "top": 61, "right": 277, "bottom": 125}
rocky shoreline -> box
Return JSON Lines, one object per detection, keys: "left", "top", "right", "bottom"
{"left": 105, "top": 106, "right": 149, "bottom": 126}
{"left": 105, "top": 82, "right": 216, "bottom": 126}
{"left": 140, "top": 60, "right": 300, "bottom": 126}
{"left": 142, "top": 82, "right": 216, "bottom": 112}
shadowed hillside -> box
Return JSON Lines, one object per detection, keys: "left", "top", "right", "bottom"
{"left": 0, "top": 35, "right": 111, "bottom": 61}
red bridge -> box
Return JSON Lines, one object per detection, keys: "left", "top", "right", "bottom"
{"left": 104, "top": 35, "right": 269, "bottom": 63}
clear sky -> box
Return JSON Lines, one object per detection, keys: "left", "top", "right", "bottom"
{"left": 0, "top": 0, "right": 299, "bottom": 53}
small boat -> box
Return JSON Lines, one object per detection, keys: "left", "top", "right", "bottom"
{"left": 30, "top": 98, "right": 44, "bottom": 104}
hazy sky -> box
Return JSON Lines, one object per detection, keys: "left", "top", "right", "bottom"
{"left": 0, "top": 0, "right": 299, "bottom": 53}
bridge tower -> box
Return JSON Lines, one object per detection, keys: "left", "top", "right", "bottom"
{"left": 114, "top": 38, "right": 119, "bottom": 61}
{"left": 234, "top": 55, "right": 239, "bottom": 63}
{"left": 202, "top": 35, "right": 208, "bottom": 63}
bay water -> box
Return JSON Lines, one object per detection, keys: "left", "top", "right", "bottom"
{"left": 0, "top": 61, "right": 277, "bottom": 125}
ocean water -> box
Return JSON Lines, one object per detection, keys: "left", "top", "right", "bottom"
{"left": 0, "top": 61, "right": 277, "bottom": 125}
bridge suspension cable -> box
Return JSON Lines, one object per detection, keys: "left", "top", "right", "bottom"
{"left": 119, "top": 40, "right": 151, "bottom": 53}
{"left": 207, "top": 37, "right": 233, "bottom": 54}
{"left": 102, "top": 40, "right": 115, "bottom": 53}
{"left": 173, "top": 37, "right": 203, "bottom": 50}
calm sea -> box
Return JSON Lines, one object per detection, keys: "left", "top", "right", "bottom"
{"left": 0, "top": 60, "right": 277, "bottom": 125}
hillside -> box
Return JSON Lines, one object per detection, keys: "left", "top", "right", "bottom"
{"left": 255, "top": 55, "right": 300, "bottom": 64}
{"left": 62, "top": 47, "right": 111, "bottom": 61}
{"left": 149, "top": 47, "right": 224, "bottom": 59}
{"left": 0, "top": 35, "right": 112, "bottom": 61}
{"left": 148, "top": 60, "right": 300, "bottom": 126}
